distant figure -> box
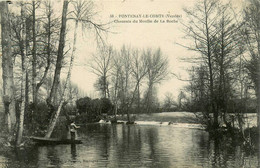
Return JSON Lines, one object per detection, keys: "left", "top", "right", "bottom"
{"left": 70, "top": 121, "right": 80, "bottom": 141}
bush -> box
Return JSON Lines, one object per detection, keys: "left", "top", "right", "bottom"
{"left": 25, "top": 102, "right": 76, "bottom": 136}
{"left": 25, "top": 102, "right": 50, "bottom": 136}
{"left": 75, "top": 97, "right": 113, "bottom": 123}
{"left": 63, "top": 104, "right": 77, "bottom": 115}
{"left": 76, "top": 97, "right": 92, "bottom": 114}
{"left": 100, "top": 98, "right": 113, "bottom": 114}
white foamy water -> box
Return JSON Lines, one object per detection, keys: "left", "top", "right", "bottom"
{"left": 99, "top": 119, "right": 204, "bottom": 129}
{"left": 135, "top": 121, "right": 204, "bottom": 129}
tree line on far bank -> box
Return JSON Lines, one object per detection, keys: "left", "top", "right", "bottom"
{"left": 89, "top": 45, "right": 169, "bottom": 123}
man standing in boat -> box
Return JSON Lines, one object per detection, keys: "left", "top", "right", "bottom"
{"left": 70, "top": 121, "right": 80, "bottom": 140}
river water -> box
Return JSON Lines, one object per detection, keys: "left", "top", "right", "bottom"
{"left": 0, "top": 117, "right": 259, "bottom": 167}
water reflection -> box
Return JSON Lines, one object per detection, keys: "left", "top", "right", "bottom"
{"left": 0, "top": 123, "right": 258, "bottom": 167}
{"left": 71, "top": 144, "right": 77, "bottom": 161}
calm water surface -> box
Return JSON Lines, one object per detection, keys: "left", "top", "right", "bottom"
{"left": 0, "top": 122, "right": 258, "bottom": 168}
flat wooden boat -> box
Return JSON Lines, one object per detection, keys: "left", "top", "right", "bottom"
{"left": 31, "top": 136, "right": 82, "bottom": 145}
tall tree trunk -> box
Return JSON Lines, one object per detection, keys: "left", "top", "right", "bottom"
{"left": 255, "top": 3, "right": 260, "bottom": 162}
{"left": 219, "top": 22, "right": 226, "bottom": 126}
{"left": 146, "top": 82, "right": 153, "bottom": 113}
{"left": 17, "top": 69, "right": 26, "bottom": 146}
{"left": 204, "top": 3, "right": 217, "bottom": 128}
{"left": 45, "top": 20, "right": 78, "bottom": 138}
{"left": 113, "top": 71, "right": 119, "bottom": 121}
{"left": 257, "top": 58, "right": 260, "bottom": 167}
{"left": 47, "top": 0, "right": 69, "bottom": 107}
{"left": 25, "top": 16, "right": 30, "bottom": 122}
{"left": 126, "top": 79, "right": 142, "bottom": 122}
{"left": 25, "top": 71, "right": 29, "bottom": 121}
{"left": 0, "top": 1, "right": 16, "bottom": 133}
{"left": 16, "top": 3, "right": 28, "bottom": 146}
{"left": 106, "top": 81, "right": 110, "bottom": 99}
{"left": 44, "top": 99, "right": 64, "bottom": 138}
{"left": 32, "top": 1, "right": 37, "bottom": 105}
{"left": 137, "top": 83, "right": 140, "bottom": 112}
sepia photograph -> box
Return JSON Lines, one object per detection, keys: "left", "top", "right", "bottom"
{"left": 0, "top": 0, "right": 259, "bottom": 167}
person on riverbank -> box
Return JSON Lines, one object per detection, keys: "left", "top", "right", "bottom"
{"left": 70, "top": 121, "right": 80, "bottom": 140}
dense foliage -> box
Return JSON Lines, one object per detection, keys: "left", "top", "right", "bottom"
{"left": 76, "top": 97, "right": 113, "bottom": 123}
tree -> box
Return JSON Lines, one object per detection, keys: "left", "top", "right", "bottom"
{"left": 121, "top": 48, "right": 148, "bottom": 122}
{"left": 110, "top": 51, "right": 122, "bottom": 120}
{"left": 130, "top": 49, "right": 148, "bottom": 112}
{"left": 15, "top": 2, "right": 29, "bottom": 146}
{"left": 44, "top": 0, "right": 69, "bottom": 138}
{"left": 182, "top": 0, "right": 247, "bottom": 130}
{"left": 35, "top": 0, "right": 59, "bottom": 103}
{"left": 9, "top": 1, "right": 60, "bottom": 144}
{"left": 109, "top": 45, "right": 131, "bottom": 116}
{"left": 243, "top": 0, "right": 260, "bottom": 144}
{"left": 178, "top": 91, "right": 186, "bottom": 110}
{"left": 186, "top": 66, "right": 209, "bottom": 113}
{"left": 118, "top": 45, "right": 132, "bottom": 118}
{"left": 45, "top": 0, "right": 108, "bottom": 138}
{"left": 182, "top": 0, "right": 221, "bottom": 128}
{"left": 31, "top": 1, "right": 38, "bottom": 105}
{"left": 100, "top": 97, "right": 113, "bottom": 114}
{"left": 163, "top": 92, "right": 177, "bottom": 111}
{"left": 144, "top": 48, "right": 168, "bottom": 113}
{"left": 0, "top": 1, "right": 16, "bottom": 133}
{"left": 90, "top": 46, "right": 113, "bottom": 98}
{"left": 47, "top": 0, "right": 69, "bottom": 108}
{"left": 213, "top": 2, "right": 243, "bottom": 125}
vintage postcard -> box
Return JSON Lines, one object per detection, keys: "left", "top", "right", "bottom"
{"left": 0, "top": 0, "right": 259, "bottom": 167}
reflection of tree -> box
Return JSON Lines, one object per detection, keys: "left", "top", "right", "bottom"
{"left": 79, "top": 124, "right": 145, "bottom": 167}
{"left": 146, "top": 128, "right": 157, "bottom": 161}
{"left": 144, "top": 127, "right": 171, "bottom": 167}
{"left": 71, "top": 144, "right": 77, "bottom": 162}
{"left": 10, "top": 145, "right": 76, "bottom": 167}
{"left": 112, "top": 124, "right": 144, "bottom": 167}
{"left": 46, "top": 147, "right": 61, "bottom": 167}
{"left": 84, "top": 124, "right": 111, "bottom": 160}
{"left": 206, "top": 137, "right": 255, "bottom": 168}
{"left": 192, "top": 130, "right": 210, "bottom": 161}
{"left": 102, "top": 125, "right": 110, "bottom": 160}
{"left": 3, "top": 147, "right": 39, "bottom": 167}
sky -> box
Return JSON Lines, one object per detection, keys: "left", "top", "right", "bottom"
{"left": 66, "top": 0, "right": 245, "bottom": 101}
